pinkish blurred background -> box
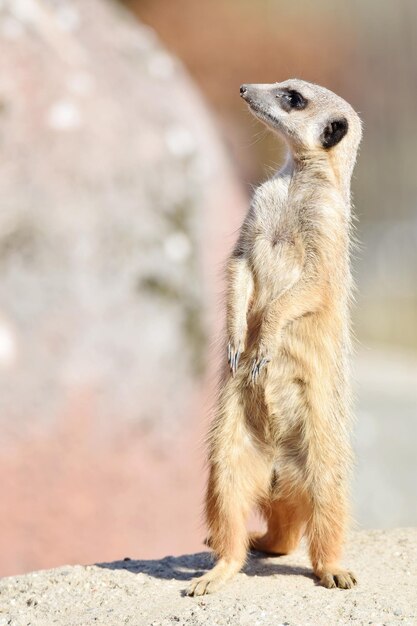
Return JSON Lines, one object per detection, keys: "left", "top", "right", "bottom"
{"left": 0, "top": 0, "right": 416, "bottom": 576}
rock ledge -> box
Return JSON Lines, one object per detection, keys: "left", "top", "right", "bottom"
{"left": 0, "top": 529, "right": 415, "bottom": 626}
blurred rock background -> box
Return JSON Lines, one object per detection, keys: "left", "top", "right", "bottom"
{"left": 0, "top": 0, "right": 416, "bottom": 576}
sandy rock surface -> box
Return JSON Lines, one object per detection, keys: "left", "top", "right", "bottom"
{"left": 0, "top": 529, "right": 415, "bottom": 626}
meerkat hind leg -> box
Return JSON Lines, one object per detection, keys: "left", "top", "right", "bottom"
{"left": 307, "top": 493, "right": 357, "bottom": 589}
{"left": 187, "top": 400, "right": 272, "bottom": 596}
{"left": 187, "top": 455, "right": 270, "bottom": 596}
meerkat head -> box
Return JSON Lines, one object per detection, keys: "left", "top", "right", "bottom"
{"left": 240, "top": 79, "right": 362, "bottom": 176}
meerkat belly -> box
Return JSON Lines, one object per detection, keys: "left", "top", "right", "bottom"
{"left": 264, "top": 313, "right": 345, "bottom": 444}
{"left": 264, "top": 342, "right": 306, "bottom": 430}
{"left": 260, "top": 329, "right": 317, "bottom": 493}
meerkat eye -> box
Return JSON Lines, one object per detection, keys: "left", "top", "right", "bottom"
{"left": 278, "top": 89, "right": 308, "bottom": 111}
{"left": 288, "top": 91, "right": 305, "bottom": 108}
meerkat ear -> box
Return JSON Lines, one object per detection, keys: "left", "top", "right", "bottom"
{"left": 321, "top": 117, "right": 348, "bottom": 149}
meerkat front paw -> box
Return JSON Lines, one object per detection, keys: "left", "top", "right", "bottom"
{"left": 250, "top": 348, "right": 270, "bottom": 384}
{"left": 227, "top": 336, "right": 245, "bottom": 375}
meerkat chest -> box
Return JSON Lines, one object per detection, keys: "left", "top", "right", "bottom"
{"left": 251, "top": 179, "right": 292, "bottom": 246}
{"left": 249, "top": 180, "right": 301, "bottom": 298}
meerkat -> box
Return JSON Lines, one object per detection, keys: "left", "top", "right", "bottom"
{"left": 187, "top": 79, "right": 362, "bottom": 597}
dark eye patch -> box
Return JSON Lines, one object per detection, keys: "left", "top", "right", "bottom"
{"left": 278, "top": 89, "right": 308, "bottom": 112}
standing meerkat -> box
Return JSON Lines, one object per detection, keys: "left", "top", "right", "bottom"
{"left": 187, "top": 79, "right": 362, "bottom": 596}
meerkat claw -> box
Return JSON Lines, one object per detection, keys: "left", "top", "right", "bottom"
{"left": 233, "top": 351, "right": 241, "bottom": 374}
{"left": 251, "top": 360, "right": 258, "bottom": 384}
{"left": 227, "top": 342, "right": 234, "bottom": 372}
{"left": 227, "top": 342, "right": 241, "bottom": 376}
{"left": 251, "top": 356, "right": 270, "bottom": 384}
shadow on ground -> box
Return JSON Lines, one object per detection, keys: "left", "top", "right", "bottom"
{"left": 96, "top": 550, "right": 313, "bottom": 583}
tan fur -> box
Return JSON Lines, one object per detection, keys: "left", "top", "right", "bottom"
{"left": 187, "top": 79, "right": 362, "bottom": 596}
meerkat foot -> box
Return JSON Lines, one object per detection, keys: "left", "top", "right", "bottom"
{"left": 248, "top": 531, "right": 294, "bottom": 555}
{"left": 186, "top": 559, "right": 241, "bottom": 596}
{"left": 319, "top": 568, "right": 357, "bottom": 589}
{"left": 186, "top": 573, "right": 224, "bottom": 596}
{"left": 248, "top": 531, "right": 280, "bottom": 554}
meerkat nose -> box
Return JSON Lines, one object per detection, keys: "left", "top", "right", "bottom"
{"left": 240, "top": 84, "right": 248, "bottom": 97}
